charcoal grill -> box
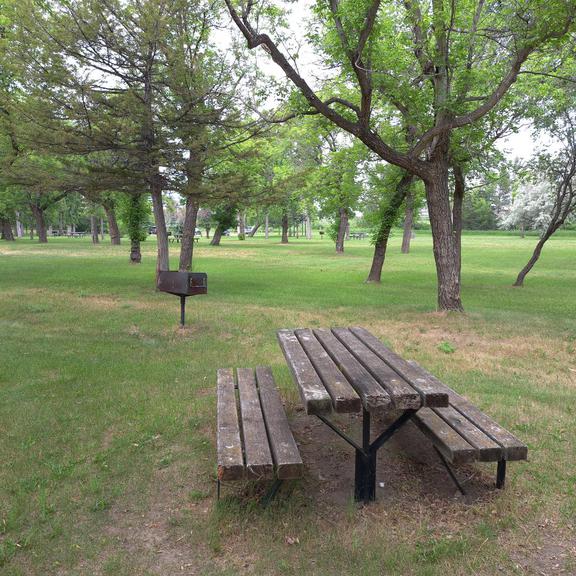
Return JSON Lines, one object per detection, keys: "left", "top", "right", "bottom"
{"left": 157, "top": 271, "right": 207, "bottom": 326}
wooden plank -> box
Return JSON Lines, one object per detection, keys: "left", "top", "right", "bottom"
{"left": 294, "top": 329, "right": 361, "bottom": 413}
{"left": 412, "top": 408, "right": 477, "bottom": 464}
{"left": 313, "top": 328, "right": 391, "bottom": 412}
{"left": 331, "top": 328, "right": 421, "bottom": 410}
{"left": 255, "top": 367, "right": 304, "bottom": 479}
{"left": 408, "top": 361, "right": 528, "bottom": 461}
{"left": 350, "top": 327, "right": 448, "bottom": 407}
{"left": 277, "top": 330, "right": 333, "bottom": 415}
{"left": 433, "top": 405, "right": 503, "bottom": 462}
{"left": 236, "top": 368, "right": 274, "bottom": 479}
{"left": 216, "top": 368, "right": 244, "bottom": 480}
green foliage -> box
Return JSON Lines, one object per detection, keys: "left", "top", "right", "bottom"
{"left": 117, "top": 194, "right": 150, "bottom": 242}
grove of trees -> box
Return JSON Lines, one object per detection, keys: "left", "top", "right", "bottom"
{"left": 1, "top": 0, "right": 575, "bottom": 310}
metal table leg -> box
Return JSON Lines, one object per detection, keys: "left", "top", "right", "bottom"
{"left": 317, "top": 408, "right": 417, "bottom": 503}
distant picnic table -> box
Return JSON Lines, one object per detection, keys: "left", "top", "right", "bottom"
{"left": 277, "top": 327, "right": 527, "bottom": 502}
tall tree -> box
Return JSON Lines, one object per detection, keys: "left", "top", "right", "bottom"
{"left": 226, "top": 0, "right": 575, "bottom": 310}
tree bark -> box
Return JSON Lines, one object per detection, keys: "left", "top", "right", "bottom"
{"left": 281, "top": 211, "right": 289, "bottom": 243}
{"left": 248, "top": 221, "right": 261, "bottom": 237}
{"left": 366, "top": 174, "right": 412, "bottom": 282}
{"left": 16, "top": 213, "right": 23, "bottom": 238}
{"left": 424, "top": 164, "right": 463, "bottom": 311}
{"left": 179, "top": 196, "right": 199, "bottom": 271}
{"left": 150, "top": 182, "right": 170, "bottom": 272}
{"left": 205, "top": 227, "right": 210, "bottom": 239}
{"left": 1, "top": 217, "right": 15, "bottom": 241}
{"left": 401, "top": 187, "right": 415, "bottom": 254}
{"left": 130, "top": 237, "right": 142, "bottom": 263}
{"left": 335, "top": 207, "right": 348, "bottom": 253}
{"left": 100, "top": 217, "right": 105, "bottom": 241}
{"left": 90, "top": 215, "right": 99, "bottom": 244}
{"left": 210, "top": 225, "right": 223, "bottom": 246}
{"left": 30, "top": 204, "right": 48, "bottom": 243}
{"left": 265, "top": 213, "right": 269, "bottom": 239}
{"left": 452, "top": 164, "right": 465, "bottom": 282}
{"left": 237, "top": 211, "right": 246, "bottom": 239}
{"left": 103, "top": 203, "right": 121, "bottom": 245}
{"left": 305, "top": 212, "right": 312, "bottom": 239}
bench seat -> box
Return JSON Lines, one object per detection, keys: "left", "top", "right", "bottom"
{"left": 408, "top": 361, "right": 527, "bottom": 487}
{"left": 217, "top": 367, "right": 303, "bottom": 482}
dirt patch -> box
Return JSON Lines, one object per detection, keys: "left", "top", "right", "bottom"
{"left": 508, "top": 521, "right": 576, "bottom": 575}
{"left": 290, "top": 411, "right": 497, "bottom": 508}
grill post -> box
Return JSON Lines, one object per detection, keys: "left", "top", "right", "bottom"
{"left": 180, "top": 295, "right": 186, "bottom": 327}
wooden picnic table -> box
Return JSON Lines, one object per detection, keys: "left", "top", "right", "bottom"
{"left": 277, "top": 327, "right": 449, "bottom": 502}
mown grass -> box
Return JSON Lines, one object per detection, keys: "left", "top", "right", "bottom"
{"left": 0, "top": 231, "right": 575, "bottom": 575}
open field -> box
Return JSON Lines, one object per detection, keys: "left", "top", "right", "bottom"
{"left": 1, "top": 232, "right": 575, "bottom": 575}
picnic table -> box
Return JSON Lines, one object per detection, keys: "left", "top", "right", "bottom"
{"left": 277, "top": 327, "right": 450, "bottom": 502}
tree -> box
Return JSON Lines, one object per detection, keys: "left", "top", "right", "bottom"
{"left": 512, "top": 110, "right": 576, "bottom": 286}
{"left": 226, "top": 0, "right": 575, "bottom": 310}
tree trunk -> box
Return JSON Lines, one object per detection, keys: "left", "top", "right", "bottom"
{"left": 514, "top": 225, "right": 558, "bottom": 287}
{"left": 424, "top": 165, "right": 463, "bottom": 311}
{"left": 452, "top": 164, "right": 465, "bottom": 282}
{"left": 401, "top": 187, "right": 415, "bottom": 254}
{"left": 520, "top": 222, "right": 525, "bottom": 238}
{"left": 281, "top": 211, "right": 289, "bottom": 243}
{"left": 103, "top": 204, "right": 121, "bottom": 245}
{"left": 210, "top": 225, "right": 223, "bottom": 246}
{"left": 265, "top": 213, "right": 269, "bottom": 239}
{"left": 179, "top": 196, "right": 199, "bottom": 271}
{"left": 1, "top": 217, "right": 15, "bottom": 241}
{"left": 30, "top": 226, "right": 34, "bottom": 240}
{"left": 248, "top": 221, "right": 261, "bottom": 237}
{"left": 100, "top": 217, "right": 105, "bottom": 241}
{"left": 345, "top": 220, "right": 350, "bottom": 241}
{"left": 205, "top": 227, "right": 210, "bottom": 239}
{"left": 237, "top": 211, "right": 246, "bottom": 239}
{"left": 305, "top": 212, "right": 312, "bottom": 239}
{"left": 130, "top": 237, "right": 142, "bottom": 263}
{"left": 90, "top": 215, "right": 99, "bottom": 244}
{"left": 150, "top": 182, "right": 170, "bottom": 272}
{"left": 335, "top": 207, "right": 348, "bottom": 253}
{"left": 30, "top": 204, "right": 48, "bottom": 243}
{"left": 15, "top": 212, "right": 23, "bottom": 238}
{"left": 366, "top": 174, "right": 412, "bottom": 282}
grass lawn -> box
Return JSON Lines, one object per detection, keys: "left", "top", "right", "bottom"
{"left": 1, "top": 231, "right": 575, "bottom": 575}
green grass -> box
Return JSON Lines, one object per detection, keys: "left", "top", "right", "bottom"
{"left": 1, "top": 232, "right": 575, "bottom": 575}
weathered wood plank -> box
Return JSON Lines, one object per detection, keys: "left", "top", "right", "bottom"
{"left": 255, "top": 367, "right": 303, "bottom": 479}
{"left": 294, "top": 329, "right": 361, "bottom": 413}
{"left": 277, "top": 330, "right": 333, "bottom": 415}
{"left": 313, "top": 328, "right": 391, "bottom": 412}
{"left": 216, "top": 368, "right": 244, "bottom": 480}
{"left": 236, "top": 368, "right": 274, "bottom": 479}
{"left": 433, "top": 406, "right": 502, "bottom": 462}
{"left": 408, "top": 361, "right": 528, "bottom": 461}
{"left": 412, "top": 408, "right": 477, "bottom": 464}
{"left": 350, "top": 327, "right": 448, "bottom": 407}
{"left": 332, "top": 328, "right": 421, "bottom": 410}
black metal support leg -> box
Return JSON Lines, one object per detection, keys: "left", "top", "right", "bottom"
{"left": 496, "top": 459, "right": 506, "bottom": 489}
{"left": 433, "top": 446, "right": 466, "bottom": 495}
{"left": 180, "top": 295, "right": 186, "bottom": 326}
{"left": 261, "top": 478, "right": 284, "bottom": 508}
{"left": 317, "top": 408, "right": 416, "bottom": 504}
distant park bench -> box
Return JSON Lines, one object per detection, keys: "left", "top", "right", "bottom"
{"left": 169, "top": 233, "right": 199, "bottom": 244}
{"left": 216, "top": 367, "right": 303, "bottom": 505}
{"left": 350, "top": 232, "right": 367, "bottom": 240}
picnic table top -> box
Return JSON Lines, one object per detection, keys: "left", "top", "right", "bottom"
{"left": 277, "top": 327, "right": 449, "bottom": 415}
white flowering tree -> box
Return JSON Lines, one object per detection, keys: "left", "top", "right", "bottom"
{"left": 499, "top": 182, "right": 555, "bottom": 237}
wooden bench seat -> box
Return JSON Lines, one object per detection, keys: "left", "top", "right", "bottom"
{"left": 408, "top": 361, "right": 528, "bottom": 489}
{"left": 217, "top": 367, "right": 303, "bottom": 485}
